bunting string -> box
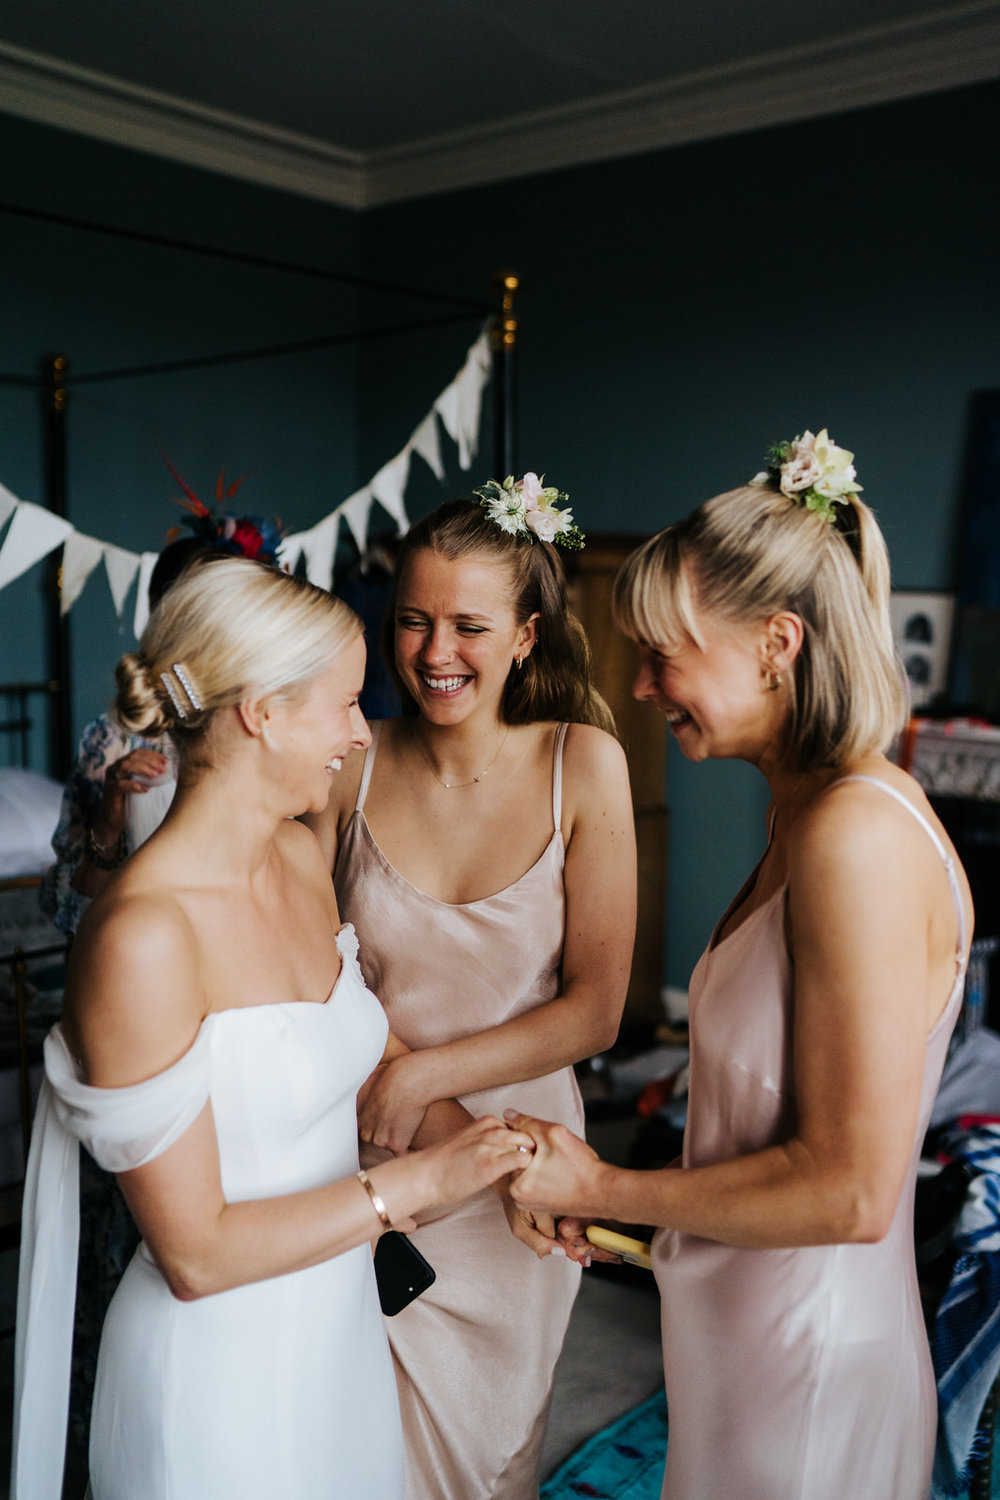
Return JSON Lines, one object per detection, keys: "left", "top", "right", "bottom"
{"left": 0, "top": 329, "right": 492, "bottom": 632}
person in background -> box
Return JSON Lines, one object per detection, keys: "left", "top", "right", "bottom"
{"left": 507, "top": 431, "right": 974, "bottom": 1500}
{"left": 304, "top": 475, "right": 636, "bottom": 1499}
{"left": 14, "top": 555, "right": 536, "bottom": 1500}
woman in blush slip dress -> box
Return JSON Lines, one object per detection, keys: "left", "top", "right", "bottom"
{"left": 12, "top": 555, "right": 535, "bottom": 1500}
{"left": 304, "top": 480, "right": 637, "bottom": 1499}
{"left": 508, "top": 430, "right": 974, "bottom": 1500}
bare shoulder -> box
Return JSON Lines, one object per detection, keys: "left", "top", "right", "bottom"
{"left": 561, "top": 722, "right": 634, "bottom": 847}
{"left": 66, "top": 886, "right": 204, "bottom": 1087}
{"left": 562, "top": 721, "right": 630, "bottom": 788}
{"left": 791, "top": 760, "right": 941, "bottom": 889}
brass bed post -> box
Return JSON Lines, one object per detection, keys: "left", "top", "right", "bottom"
{"left": 492, "top": 273, "right": 518, "bottom": 478}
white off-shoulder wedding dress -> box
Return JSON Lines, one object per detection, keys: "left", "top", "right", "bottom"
{"left": 12, "top": 924, "right": 402, "bottom": 1500}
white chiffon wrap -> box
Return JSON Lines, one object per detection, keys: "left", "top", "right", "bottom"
{"left": 12, "top": 1023, "right": 211, "bottom": 1500}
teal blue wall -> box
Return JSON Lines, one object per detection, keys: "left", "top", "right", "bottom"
{"left": 1, "top": 80, "right": 997, "bottom": 991}
{"left": 361, "top": 80, "right": 1000, "bottom": 985}
{"left": 0, "top": 111, "right": 365, "bottom": 753}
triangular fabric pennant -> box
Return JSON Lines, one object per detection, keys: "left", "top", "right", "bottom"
{"left": 338, "top": 488, "right": 374, "bottom": 556}
{"left": 452, "top": 333, "right": 492, "bottom": 469}
{"left": 296, "top": 513, "right": 340, "bottom": 589}
{"left": 0, "top": 501, "right": 73, "bottom": 591}
{"left": 60, "top": 532, "right": 105, "bottom": 615}
{"left": 103, "top": 546, "right": 141, "bottom": 622}
{"left": 434, "top": 382, "right": 460, "bottom": 449}
{"left": 132, "top": 552, "right": 159, "bottom": 639}
{"left": 370, "top": 449, "right": 412, "bottom": 533}
{"left": 0, "top": 482, "right": 21, "bottom": 531}
{"left": 410, "top": 411, "right": 445, "bottom": 481}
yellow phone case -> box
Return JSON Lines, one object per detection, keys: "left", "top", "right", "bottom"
{"left": 585, "top": 1225, "right": 654, "bottom": 1270}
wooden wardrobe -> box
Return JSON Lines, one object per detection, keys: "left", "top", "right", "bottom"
{"left": 566, "top": 535, "right": 667, "bottom": 1034}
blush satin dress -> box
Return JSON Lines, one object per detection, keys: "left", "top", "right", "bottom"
{"left": 334, "top": 721, "right": 583, "bottom": 1499}
{"left": 653, "top": 776, "right": 968, "bottom": 1500}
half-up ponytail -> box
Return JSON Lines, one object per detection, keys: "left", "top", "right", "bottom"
{"left": 614, "top": 483, "right": 907, "bottom": 772}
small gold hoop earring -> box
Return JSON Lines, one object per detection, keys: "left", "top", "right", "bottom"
{"left": 515, "top": 655, "right": 524, "bottom": 671}
{"left": 766, "top": 670, "right": 781, "bottom": 692}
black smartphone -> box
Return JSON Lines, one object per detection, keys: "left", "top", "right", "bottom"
{"left": 373, "top": 1231, "right": 436, "bottom": 1316}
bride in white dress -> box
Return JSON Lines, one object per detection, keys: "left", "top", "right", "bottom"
{"left": 12, "top": 555, "right": 535, "bottom": 1500}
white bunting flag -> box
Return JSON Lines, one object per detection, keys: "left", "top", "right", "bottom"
{"left": 296, "top": 513, "right": 340, "bottom": 589}
{"left": 103, "top": 546, "right": 141, "bottom": 622}
{"left": 0, "top": 501, "right": 73, "bottom": 591}
{"left": 410, "top": 411, "right": 445, "bottom": 481}
{"left": 370, "top": 449, "right": 412, "bottom": 533}
{"left": 60, "top": 532, "right": 105, "bottom": 615}
{"left": 0, "top": 482, "right": 21, "bottom": 531}
{"left": 339, "top": 488, "right": 374, "bottom": 557}
{"left": 452, "top": 334, "right": 491, "bottom": 469}
{"left": 132, "top": 552, "right": 159, "bottom": 639}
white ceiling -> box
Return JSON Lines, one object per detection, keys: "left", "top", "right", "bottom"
{"left": 1, "top": 0, "right": 998, "bottom": 209}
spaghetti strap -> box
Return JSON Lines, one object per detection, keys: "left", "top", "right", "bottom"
{"left": 355, "top": 722, "right": 381, "bottom": 813}
{"left": 835, "top": 774, "right": 969, "bottom": 961}
{"left": 552, "top": 723, "right": 569, "bottom": 832}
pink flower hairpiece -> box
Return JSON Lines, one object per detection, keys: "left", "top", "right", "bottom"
{"left": 750, "top": 429, "right": 862, "bottom": 524}
{"left": 471, "top": 472, "right": 584, "bottom": 549}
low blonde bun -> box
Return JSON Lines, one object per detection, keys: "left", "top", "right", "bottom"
{"left": 113, "top": 653, "right": 175, "bottom": 737}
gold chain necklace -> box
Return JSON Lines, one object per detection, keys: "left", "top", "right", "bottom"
{"left": 415, "top": 725, "right": 510, "bottom": 789}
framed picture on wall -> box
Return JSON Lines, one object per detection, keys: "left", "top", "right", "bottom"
{"left": 889, "top": 590, "right": 956, "bottom": 710}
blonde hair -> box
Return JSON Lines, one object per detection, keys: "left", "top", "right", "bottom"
{"left": 114, "top": 555, "right": 360, "bottom": 764}
{"left": 613, "top": 484, "right": 908, "bottom": 771}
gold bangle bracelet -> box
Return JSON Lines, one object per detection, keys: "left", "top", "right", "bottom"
{"left": 357, "top": 1169, "right": 393, "bottom": 1232}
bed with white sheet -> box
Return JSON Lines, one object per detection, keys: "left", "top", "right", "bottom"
{"left": 0, "top": 764, "right": 66, "bottom": 1190}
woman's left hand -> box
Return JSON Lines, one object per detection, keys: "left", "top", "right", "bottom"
{"left": 505, "top": 1110, "right": 604, "bottom": 1219}
{"left": 493, "top": 1176, "right": 566, "bottom": 1260}
{"left": 358, "top": 1056, "right": 429, "bottom": 1154}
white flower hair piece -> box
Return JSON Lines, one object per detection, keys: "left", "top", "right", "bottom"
{"left": 750, "top": 429, "right": 862, "bottom": 523}
{"left": 471, "top": 472, "right": 585, "bottom": 550}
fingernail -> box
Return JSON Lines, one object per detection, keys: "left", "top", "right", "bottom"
{"left": 549, "top": 1245, "right": 566, "bottom": 1257}
{"left": 503, "top": 1109, "right": 518, "bottom": 1121}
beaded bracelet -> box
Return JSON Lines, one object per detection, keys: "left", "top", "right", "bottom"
{"left": 86, "top": 825, "right": 127, "bottom": 871}
{"left": 357, "top": 1169, "right": 393, "bottom": 1232}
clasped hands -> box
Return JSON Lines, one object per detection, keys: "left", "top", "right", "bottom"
{"left": 357, "top": 1058, "right": 619, "bottom": 1265}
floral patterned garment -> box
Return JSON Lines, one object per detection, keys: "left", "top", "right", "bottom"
{"left": 37, "top": 714, "right": 174, "bottom": 937}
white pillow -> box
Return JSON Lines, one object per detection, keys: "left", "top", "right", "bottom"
{"left": 0, "top": 768, "right": 63, "bottom": 878}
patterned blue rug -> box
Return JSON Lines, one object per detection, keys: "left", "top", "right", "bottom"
{"left": 541, "top": 1387, "right": 668, "bottom": 1500}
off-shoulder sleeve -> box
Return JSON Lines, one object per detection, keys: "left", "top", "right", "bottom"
{"left": 12, "top": 1023, "right": 212, "bottom": 1500}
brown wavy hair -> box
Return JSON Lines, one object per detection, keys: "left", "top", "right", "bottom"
{"left": 385, "top": 500, "right": 615, "bottom": 734}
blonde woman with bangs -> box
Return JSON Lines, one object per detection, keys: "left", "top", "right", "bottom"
{"left": 12, "top": 555, "right": 535, "bottom": 1500}
{"left": 507, "top": 433, "right": 974, "bottom": 1500}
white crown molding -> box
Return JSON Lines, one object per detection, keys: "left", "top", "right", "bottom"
{"left": 366, "top": 1, "right": 1000, "bottom": 206}
{"left": 0, "top": 41, "right": 368, "bottom": 210}
{"left": 1, "top": 4, "right": 999, "bottom": 213}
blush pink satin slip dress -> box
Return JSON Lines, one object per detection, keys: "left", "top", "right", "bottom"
{"left": 334, "top": 720, "right": 583, "bottom": 1500}
{"left": 653, "top": 775, "right": 968, "bottom": 1500}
